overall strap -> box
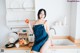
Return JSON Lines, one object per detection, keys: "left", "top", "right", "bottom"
{"left": 44, "top": 20, "right": 47, "bottom": 24}
{"left": 34, "top": 20, "right": 37, "bottom": 24}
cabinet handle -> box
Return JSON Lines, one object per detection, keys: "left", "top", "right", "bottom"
{"left": 51, "top": 50, "right": 56, "bottom": 53}
{"left": 26, "top": 51, "right": 29, "bottom": 53}
{"left": 26, "top": 50, "right": 30, "bottom": 53}
{"left": 0, "top": 49, "right": 4, "bottom": 52}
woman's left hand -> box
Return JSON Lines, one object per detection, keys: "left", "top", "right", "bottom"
{"left": 49, "top": 37, "right": 54, "bottom": 46}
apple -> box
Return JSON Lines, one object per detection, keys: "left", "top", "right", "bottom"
{"left": 25, "top": 19, "right": 29, "bottom": 23}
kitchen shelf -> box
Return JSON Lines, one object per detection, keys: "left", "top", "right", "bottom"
{"left": 6, "top": 0, "right": 35, "bottom": 28}
{"left": 7, "top": 8, "right": 35, "bottom": 12}
{"left": 7, "top": 20, "right": 34, "bottom": 22}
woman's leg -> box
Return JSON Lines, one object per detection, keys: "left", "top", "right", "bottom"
{"left": 40, "top": 39, "right": 51, "bottom": 53}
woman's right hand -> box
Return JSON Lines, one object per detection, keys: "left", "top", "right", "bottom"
{"left": 25, "top": 19, "right": 30, "bottom": 24}
{"left": 25, "top": 19, "right": 33, "bottom": 33}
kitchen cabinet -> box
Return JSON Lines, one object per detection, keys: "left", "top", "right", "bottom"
{"left": 52, "top": 49, "right": 77, "bottom": 53}
{"left": 34, "top": 48, "right": 78, "bottom": 53}
{"left": 4, "top": 50, "right": 30, "bottom": 53}
{"left": 1, "top": 48, "right": 79, "bottom": 53}
{"left": 54, "top": 49, "right": 77, "bottom": 53}
{"left": 45, "top": 49, "right": 54, "bottom": 53}
{"left": 77, "top": 49, "right": 80, "bottom": 53}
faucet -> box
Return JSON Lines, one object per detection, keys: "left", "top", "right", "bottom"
{"left": 49, "top": 27, "right": 56, "bottom": 35}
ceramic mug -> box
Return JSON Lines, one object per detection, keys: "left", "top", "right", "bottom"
{"left": 15, "top": 43, "right": 20, "bottom": 48}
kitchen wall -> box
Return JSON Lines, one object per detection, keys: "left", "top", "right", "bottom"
{"left": 75, "top": 2, "right": 80, "bottom": 39}
{"left": 70, "top": 2, "right": 80, "bottom": 40}
{"left": 35, "top": 0, "right": 71, "bottom": 36}
{"left": 70, "top": 2, "right": 77, "bottom": 39}
{"left": 0, "top": 0, "right": 10, "bottom": 48}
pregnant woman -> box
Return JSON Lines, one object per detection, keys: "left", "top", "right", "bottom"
{"left": 25, "top": 9, "right": 52, "bottom": 53}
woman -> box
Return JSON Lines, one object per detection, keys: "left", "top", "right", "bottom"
{"left": 25, "top": 9, "right": 52, "bottom": 53}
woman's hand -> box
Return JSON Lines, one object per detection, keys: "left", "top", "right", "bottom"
{"left": 49, "top": 37, "right": 54, "bottom": 46}
{"left": 25, "top": 19, "right": 30, "bottom": 24}
{"left": 25, "top": 19, "right": 33, "bottom": 34}
{"left": 51, "top": 38, "right": 54, "bottom": 46}
{"left": 25, "top": 19, "right": 30, "bottom": 26}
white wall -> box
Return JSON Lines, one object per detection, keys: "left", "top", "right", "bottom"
{"left": 0, "top": 0, "right": 10, "bottom": 48}
{"left": 35, "top": 0, "right": 71, "bottom": 36}
{"left": 70, "top": 2, "right": 77, "bottom": 39}
{"left": 70, "top": 2, "right": 80, "bottom": 39}
{"left": 75, "top": 2, "right": 80, "bottom": 39}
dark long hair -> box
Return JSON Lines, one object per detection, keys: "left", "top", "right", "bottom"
{"left": 37, "top": 9, "right": 46, "bottom": 19}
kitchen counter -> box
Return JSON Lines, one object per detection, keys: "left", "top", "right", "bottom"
{"left": 1, "top": 39, "right": 80, "bottom": 50}
{"left": 1, "top": 44, "right": 79, "bottom": 50}
{"left": 2, "top": 46, "right": 31, "bottom": 50}
{"left": 1, "top": 42, "right": 80, "bottom": 53}
{"left": 0, "top": 45, "right": 79, "bottom": 50}
{"left": 1, "top": 44, "right": 79, "bottom": 53}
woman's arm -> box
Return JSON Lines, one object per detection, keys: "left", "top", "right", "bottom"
{"left": 25, "top": 19, "right": 34, "bottom": 34}
{"left": 45, "top": 22, "right": 51, "bottom": 38}
{"left": 45, "top": 21, "right": 53, "bottom": 46}
{"left": 28, "top": 22, "right": 34, "bottom": 34}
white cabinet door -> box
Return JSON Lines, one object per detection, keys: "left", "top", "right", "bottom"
{"left": 77, "top": 49, "right": 80, "bottom": 53}
{"left": 6, "top": 0, "right": 23, "bottom": 8}
{"left": 55, "top": 49, "right": 77, "bottom": 53}
{"left": 6, "top": 0, "right": 34, "bottom": 8}
{"left": 23, "top": 0, "right": 34, "bottom": 8}
{"left": 46, "top": 49, "right": 55, "bottom": 53}
{"left": 4, "top": 50, "right": 30, "bottom": 53}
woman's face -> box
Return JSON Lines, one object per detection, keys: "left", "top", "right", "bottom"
{"left": 39, "top": 10, "right": 45, "bottom": 19}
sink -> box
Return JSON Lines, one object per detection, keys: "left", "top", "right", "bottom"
{"left": 52, "top": 39, "right": 75, "bottom": 46}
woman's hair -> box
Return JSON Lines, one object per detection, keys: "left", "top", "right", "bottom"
{"left": 37, "top": 9, "right": 46, "bottom": 19}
